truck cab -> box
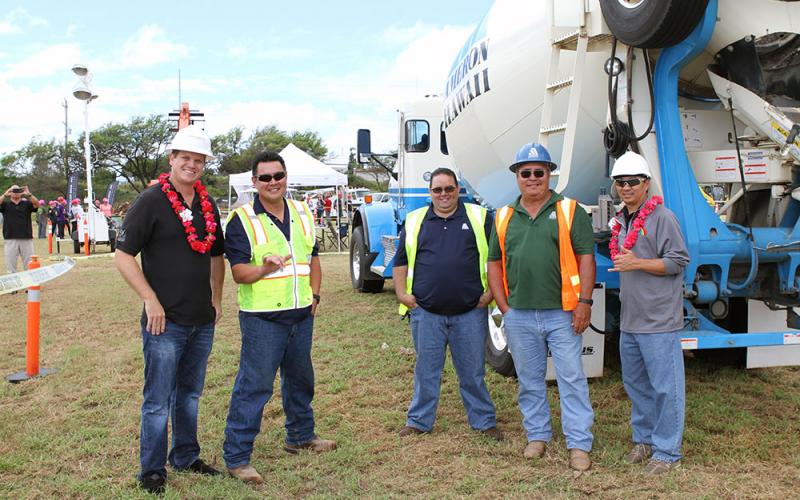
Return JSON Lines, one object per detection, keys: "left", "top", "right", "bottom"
{"left": 349, "top": 95, "right": 463, "bottom": 292}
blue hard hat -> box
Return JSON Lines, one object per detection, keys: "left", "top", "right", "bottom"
{"left": 509, "top": 142, "right": 557, "bottom": 172}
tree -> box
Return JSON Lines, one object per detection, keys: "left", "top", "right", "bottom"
{"left": 4, "top": 138, "right": 85, "bottom": 200}
{"left": 92, "top": 115, "right": 172, "bottom": 192}
{"left": 210, "top": 125, "right": 329, "bottom": 176}
{"left": 210, "top": 126, "right": 246, "bottom": 175}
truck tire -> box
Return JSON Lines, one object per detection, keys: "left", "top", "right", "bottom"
{"left": 599, "top": 0, "right": 710, "bottom": 49}
{"left": 350, "top": 226, "right": 384, "bottom": 293}
{"left": 485, "top": 310, "right": 515, "bottom": 377}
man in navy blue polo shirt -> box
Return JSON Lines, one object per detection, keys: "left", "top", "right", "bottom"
{"left": 392, "top": 167, "right": 502, "bottom": 441}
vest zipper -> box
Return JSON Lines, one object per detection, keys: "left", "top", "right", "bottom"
{"left": 287, "top": 205, "right": 300, "bottom": 309}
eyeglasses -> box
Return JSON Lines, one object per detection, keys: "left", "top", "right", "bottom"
{"left": 614, "top": 177, "right": 646, "bottom": 188}
{"left": 518, "top": 169, "right": 546, "bottom": 179}
{"left": 430, "top": 186, "right": 457, "bottom": 194}
{"left": 256, "top": 171, "right": 286, "bottom": 183}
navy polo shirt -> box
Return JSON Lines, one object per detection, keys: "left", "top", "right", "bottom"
{"left": 394, "top": 202, "right": 493, "bottom": 315}
{"left": 225, "top": 197, "right": 319, "bottom": 325}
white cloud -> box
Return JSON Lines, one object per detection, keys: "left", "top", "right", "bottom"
{"left": 120, "top": 25, "right": 189, "bottom": 68}
{"left": 65, "top": 24, "right": 77, "bottom": 38}
{"left": 0, "top": 8, "right": 47, "bottom": 35}
{"left": 0, "top": 81, "right": 71, "bottom": 154}
{"left": 225, "top": 38, "right": 311, "bottom": 61}
{"left": 380, "top": 22, "right": 433, "bottom": 45}
{"left": 0, "top": 43, "right": 81, "bottom": 79}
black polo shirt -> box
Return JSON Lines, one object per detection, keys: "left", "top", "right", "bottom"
{"left": 225, "top": 197, "right": 319, "bottom": 325}
{"left": 394, "top": 202, "right": 492, "bottom": 315}
{"left": 116, "top": 183, "right": 224, "bottom": 326}
{"left": 0, "top": 199, "right": 35, "bottom": 239}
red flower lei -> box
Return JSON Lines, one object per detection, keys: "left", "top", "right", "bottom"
{"left": 158, "top": 173, "right": 217, "bottom": 254}
{"left": 609, "top": 196, "right": 663, "bottom": 260}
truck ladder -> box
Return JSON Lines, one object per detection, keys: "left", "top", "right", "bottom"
{"left": 538, "top": 13, "right": 611, "bottom": 174}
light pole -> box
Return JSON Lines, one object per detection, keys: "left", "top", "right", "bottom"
{"left": 71, "top": 64, "right": 98, "bottom": 246}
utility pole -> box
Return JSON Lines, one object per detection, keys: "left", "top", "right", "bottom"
{"left": 62, "top": 99, "right": 69, "bottom": 176}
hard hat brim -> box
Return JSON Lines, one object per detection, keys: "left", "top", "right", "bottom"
{"left": 509, "top": 160, "right": 557, "bottom": 172}
{"left": 166, "top": 146, "right": 215, "bottom": 161}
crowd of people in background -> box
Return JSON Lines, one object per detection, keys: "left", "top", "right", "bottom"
{"left": 0, "top": 188, "right": 121, "bottom": 274}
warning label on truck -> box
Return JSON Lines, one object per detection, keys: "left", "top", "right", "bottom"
{"left": 681, "top": 338, "right": 698, "bottom": 350}
{"left": 784, "top": 333, "right": 800, "bottom": 345}
{"left": 714, "top": 153, "right": 768, "bottom": 182}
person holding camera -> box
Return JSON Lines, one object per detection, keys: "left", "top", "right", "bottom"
{"left": 0, "top": 185, "right": 39, "bottom": 273}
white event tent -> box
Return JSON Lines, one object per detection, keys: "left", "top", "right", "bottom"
{"left": 227, "top": 143, "right": 349, "bottom": 251}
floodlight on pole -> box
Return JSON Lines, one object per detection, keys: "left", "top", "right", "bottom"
{"left": 71, "top": 64, "right": 88, "bottom": 77}
{"left": 71, "top": 64, "right": 98, "bottom": 251}
{"left": 72, "top": 85, "right": 92, "bottom": 101}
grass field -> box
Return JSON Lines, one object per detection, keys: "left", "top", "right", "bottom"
{"left": 0, "top": 238, "right": 799, "bottom": 498}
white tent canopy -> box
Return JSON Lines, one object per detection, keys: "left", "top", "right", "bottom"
{"left": 228, "top": 143, "right": 347, "bottom": 205}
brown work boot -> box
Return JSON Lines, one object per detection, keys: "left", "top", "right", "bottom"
{"left": 625, "top": 443, "right": 653, "bottom": 464}
{"left": 644, "top": 458, "right": 680, "bottom": 475}
{"left": 480, "top": 427, "right": 504, "bottom": 442}
{"left": 569, "top": 448, "right": 592, "bottom": 471}
{"left": 284, "top": 436, "right": 337, "bottom": 454}
{"left": 227, "top": 464, "right": 264, "bottom": 485}
{"left": 398, "top": 426, "right": 426, "bottom": 437}
{"left": 523, "top": 440, "right": 547, "bottom": 459}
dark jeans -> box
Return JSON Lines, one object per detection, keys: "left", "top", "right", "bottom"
{"left": 223, "top": 313, "right": 316, "bottom": 468}
{"left": 139, "top": 320, "right": 215, "bottom": 479}
{"left": 406, "top": 306, "right": 497, "bottom": 432}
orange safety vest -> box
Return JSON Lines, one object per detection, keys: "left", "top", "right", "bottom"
{"left": 495, "top": 198, "right": 581, "bottom": 311}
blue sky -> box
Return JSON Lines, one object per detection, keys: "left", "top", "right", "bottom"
{"left": 0, "top": 0, "right": 494, "bottom": 163}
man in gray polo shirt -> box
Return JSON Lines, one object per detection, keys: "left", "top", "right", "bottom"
{"left": 609, "top": 152, "right": 689, "bottom": 475}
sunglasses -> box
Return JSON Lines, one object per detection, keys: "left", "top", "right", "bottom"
{"left": 518, "top": 169, "right": 547, "bottom": 179}
{"left": 431, "top": 186, "right": 457, "bottom": 194}
{"left": 614, "top": 177, "right": 646, "bottom": 188}
{"left": 256, "top": 171, "right": 286, "bottom": 183}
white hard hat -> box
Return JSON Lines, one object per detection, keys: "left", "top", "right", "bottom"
{"left": 166, "top": 125, "right": 215, "bottom": 160}
{"left": 610, "top": 151, "right": 652, "bottom": 178}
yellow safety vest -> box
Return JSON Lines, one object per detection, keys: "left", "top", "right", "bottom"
{"left": 229, "top": 199, "right": 316, "bottom": 312}
{"left": 494, "top": 198, "right": 581, "bottom": 311}
{"left": 398, "top": 203, "right": 489, "bottom": 315}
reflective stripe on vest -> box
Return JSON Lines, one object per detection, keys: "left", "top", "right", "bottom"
{"left": 494, "top": 198, "right": 581, "bottom": 311}
{"left": 398, "top": 203, "right": 489, "bottom": 315}
{"left": 231, "top": 200, "right": 316, "bottom": 312}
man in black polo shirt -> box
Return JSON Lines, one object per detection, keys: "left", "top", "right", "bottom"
{"left": 0, "top": 184, "right": 39, "bottom": 273}
{"left": 114, "top": 125, "right": 225, "bottom": 495}
{"left": 392, "top": 168, "right": 502, "bottom": 441}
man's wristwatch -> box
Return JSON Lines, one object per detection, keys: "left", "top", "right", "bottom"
{"left": 313, "top": 294, "right": 321, "bottom": 303}
{"left": 578, "top": 297, "right": 593, "bottom": 306}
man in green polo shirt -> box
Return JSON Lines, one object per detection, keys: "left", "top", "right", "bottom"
{"left": 487, "top": 142, "right": 596, "bottom": 472}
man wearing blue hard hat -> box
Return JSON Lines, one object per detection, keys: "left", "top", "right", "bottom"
{"left": 487, "top": 142, "right": 596, "bottom": 472}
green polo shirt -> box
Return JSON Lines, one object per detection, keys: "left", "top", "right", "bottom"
{"left": 488, "top": 191, "right": 594, "bottom": 309}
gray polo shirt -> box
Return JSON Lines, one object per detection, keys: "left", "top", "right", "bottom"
{"left": 614, "top": 203, "right": 689, "bottom": 333}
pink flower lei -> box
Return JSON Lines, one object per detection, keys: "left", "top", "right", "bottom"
{"left": 609, "top": 196, "right": 663, "bottom": 260}
{"left": 158, "top": 173, "right": 217, "bottom": 254}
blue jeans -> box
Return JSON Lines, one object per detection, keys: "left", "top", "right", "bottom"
{"left": 223, "top": 313, "right": 316, "bottom": 468}
{"left": 139, "top": 320, "right": 215, "bottom": 479}
{"left": 503, "top": 308, "right": 594, "bottom": 451}
{"left": 619, "top": 330, "right": 685, "bottom": 463}
{"left": 406, "top": 306, "right": 497, "bottom": 432}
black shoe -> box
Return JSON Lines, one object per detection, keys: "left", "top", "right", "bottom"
{"left": 138, "top": 472, "right": 165, "bottom": 495}
{"left": 187, "top": 458, "right": 220, "bottom": 476}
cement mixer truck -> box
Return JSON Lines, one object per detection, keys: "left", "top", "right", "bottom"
{"left": 351, "top": 0, "right": 800, "bottom": 377}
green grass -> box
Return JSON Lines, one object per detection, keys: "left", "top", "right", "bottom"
{"left": 0, "top": 238, "right": 799, "bottom": 498}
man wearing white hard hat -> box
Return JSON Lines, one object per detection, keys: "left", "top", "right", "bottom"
{"left": 608, "top": 151, "right": 689, "bottom": 475}
{"left": 115, "top": 125, "right": 225, "bottom": 494}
